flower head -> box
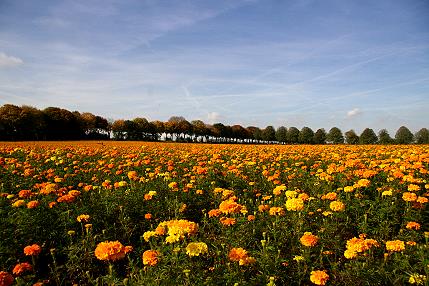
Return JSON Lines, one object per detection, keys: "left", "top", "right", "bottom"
{"left": 0, "top": 271, "right": 14, "bottom": 286}
{"left": 24, "top": 244, "right": 41, "bottom": 256}
{"left": 142, "top": 250, "right": 159, "bottom": 266}
{"left": 186, "top": 242, "right": 208, "bottom": 257}
{"left": 310, "top": 270, "right": 329, "bottom": 285}
{"left": 94, "top": 241, "right": 129, "bottom": 261}
{"left": 300, "top": 232, "right": 319, "bottom": 247}
{"left": 12, "top": 262, "right": 32, "bottom": 276}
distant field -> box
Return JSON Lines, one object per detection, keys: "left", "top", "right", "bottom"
{"left": 1, "top": 142, "right": 428, "bottom": 285}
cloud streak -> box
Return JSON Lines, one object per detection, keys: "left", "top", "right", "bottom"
{"left": 0, "top": 52, "right": 23, "bottom": 68}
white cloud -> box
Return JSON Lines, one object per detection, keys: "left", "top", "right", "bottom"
{"left": 207, "top": 112, "right": 221, "bottom": 123}
{"left": 0, "top": 52, "right": 23, "bottom": 68}
{"left": 347, "top": 108, "right": 362, "bottom": 118}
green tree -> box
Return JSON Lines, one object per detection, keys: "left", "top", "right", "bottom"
{"left": 262, "top": 126, "right": 276, "bottom": 142}
{"left": 313, "top": 128, "right": 326, "bottom": 144}
{"left": 287, "top": 127, "right": 300, "bottom": 144}
{"left": 359, "top": 128, "right": 378, "bottom": 144}
{"left": 275, "top": 126, "right": 287, "bottom": 143}
{"left": 415, "top": 128, "right": 429, "bottom": 144}
{"left": 327, "top": 127, "right": 344, "bottom": 144}
{"left": 345, "top": 129, "right": 359, "bottom": 144}
{"left": 395, "top": 126, "right": 414, "bottom": 144}
{"left": 378, "top": 129, "right": 393, "bottom": 144}
{"left": 299, "top": 127, "right": 314, "bottom": 144}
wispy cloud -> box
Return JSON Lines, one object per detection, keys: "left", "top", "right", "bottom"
{"left": 0, "top": 52, "right": 23, "bottom": 68}
{"left": 347, "top": 108, "right": 362, "bottom": 118}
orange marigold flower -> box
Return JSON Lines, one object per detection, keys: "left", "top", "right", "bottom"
{"left": 300, "top": 232, "right": 319, "bottom": 247}
{"left": 406, "top": 221, "right": 421, "bottom": 230}
{"left": 27, "top": 201, "right": 40, "bottom": 209}
{"left": 94, "top": 241, "right": 127, "bottom": 261}
{"left": 0, "top": 271, "right": 14, "bottom": 286}
{"left": 310, "top": 270, "right": 329, "bottom": 285}
{"left": 247, "top": 214, "right": 255, "bottom": 221}
{"left": 208, "top": 209, "right": 222, "bottom": 217}
{"left": 321, "top": 192, "right": 337, "bottom": 201}
{"left": 142, "top": 250, "right": 159, "bottom": 266}
{"left": 402, "top": 192, "right": 417, "bottom": 202}
{"left": 416, "top": 196, "right": 428, "bottom": 204}
{"left": 77, "top": 214, "right": 90, "bottom": 223}
{"left": 385, "top": 240, "right": 405, "bottom": 252}
{"left": 269, "top": 207, "right": 285, "bottom": 216}
{"left": 127, "top": 171, "right": 138, "bottom": 180}
{"left": 144, "top": 213, "right": 152, "bottom": 220}
{"left": 18, "top": 190, "right": 32, "bottom": 198}
{"left": 408, "top": 184, "right": 420, "bottom": 192}
{"left": 12, "top": 262, "right": 32, "bottom": 276}
{"left": 220, "top": 217, "right": 236, "bottom": 226}
{"left": 218, "top": 199, "right": 243, "bottom": 214}
{"left": 24, "top": 244, "right": 41, "bottom": 256}
{"left": 330, "top": 201, "right": 345, "bottom": 212}
{"left": 258, "top": 204, "right": 270, "bottom": 212}
{"left": 229, "top": 247, "right": 256, "bottom": 265}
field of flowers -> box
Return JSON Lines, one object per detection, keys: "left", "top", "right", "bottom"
{"left": 0, "top": 142, "right": 428, "bottom": 285}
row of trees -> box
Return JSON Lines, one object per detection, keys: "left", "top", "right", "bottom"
{"left": 1, "top": 104, "right": 428, "bottom": 144}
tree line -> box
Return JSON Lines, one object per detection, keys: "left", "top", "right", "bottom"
{"left": 1, "top": 104, "right": 428, "bottom": 144}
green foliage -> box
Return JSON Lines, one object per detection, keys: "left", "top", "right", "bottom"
{"left": 395, "top": 126, "right": 414, "bottom": 144}
{"left": 345, "top": 130, "right": 359, "bottom": 145}
{"left": 327, "top": 127, "right": 344, "bottom": 144}
{"left": 359, "top": 128, "right": 378, "bottom": 144}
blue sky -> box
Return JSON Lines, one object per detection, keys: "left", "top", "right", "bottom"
{"left": 0, "top": 0, "right": 428, "bottom": 134}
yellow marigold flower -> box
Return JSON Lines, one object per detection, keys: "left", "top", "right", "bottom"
{"left": 142, "top": 250, "right": 159, "bottom": 266}
{"left": 344, "top": 186, "right": 354, "bottom": 193}
{"left": 269, "top": 207, "right": 285, "bottom": 216}
{"left": 273, "top": 185, "right": 286, "bottom": 195}
{"left": 310, "top": 270, "right": 329, "bottom": 285}
{"left": 357, "top": 179, "right": 370, "bottom": 188}
{"left": 344, "top": 249, "right": 357, "bottom": 259}
{"left": 408, "top": 184, "right": 420, "bottom": 192}
{"left": 168, "top": 182, "right": 178, "bottom": 189}
{"left": 417, "top": 196, "right": 428, "bottom": 204}
{"left": 12, "top": 200, "right": 26, "bottom": 207}
{"left": 300, "top": 232, "right": 319, "bottom": 247}
{"left": 165, "top": 233, "right": 181, "bottom": 244}
{"left": 94, "top": 241, "right": 128, "bottom": 261}
{"left": 406, "top": 221, "right": 421, "bottom": 230}
{"left": 403, "top": 192, "right": 417, "bottom": 202}
{"left": 285, "top": 190, "right": 298, "bottom": 199}
{"left": 285, "top": 198, "right": 304, "bottom": 211}
{"left": 409, "top": 273, "right": 426, "bottom": 285}
{"left": 322, "top": 211, "right": 332, "bottom": 216}
{"left": 186, "top": 242, "right": 208, "bottom": 257}
{"left": 382, "top": 190, "right": 393, "bottom": 196}
{"left": 77, "top": 214, "right": 90, "bottom": 223}
{"left": 329, "top": 201, "right": 345, "bottom": 212}
{"left": 143, "top": 231, "right": 156, "bottom": 242}
{"left": 293, "top": 255, "right": 305, "bottom": 262}
{"left": 385, "top": 240, "right": 405, "bottom": 252}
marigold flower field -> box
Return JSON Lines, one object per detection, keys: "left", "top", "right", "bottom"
{"left": 1, "top": 142, "right": 428, "bottom": 285}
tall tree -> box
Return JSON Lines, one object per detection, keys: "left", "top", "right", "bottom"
{"left": 415, "top": 128, "right": 429, "bottom": 144}
{"left": 327, "top": 127, "right": 344, "bottom": 144}
{"left": 246, "top": 126, "right": 262, "bottom": 143}
{"left": 378, "top": 129, "right": 393, "bottom": 144}
{"left": 395, "top": 126, "right": 414, "bottom": 144}
{"left": 275, "top": 126, "right": 287, "bottom": 143}
{"left": 262, "top": 126, "right": 276, "bottom": 142}
{"left": 299, "top": 127, "right": 314, "bottom": 144}
{"left": 313, "top": 128, "right": 326, "bottom": 144}
{"left": 345, "top": 129, "right": 359, "bottom": 145}
{"left": 287, "top": 127, "right": 300, "bottom": 144}
{"left": 359, "top": 128, "right": 378, "bottom": 144}
{"left": 0, "top": 104, "right": 23, "bottom": 140}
